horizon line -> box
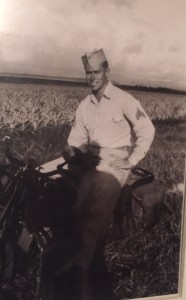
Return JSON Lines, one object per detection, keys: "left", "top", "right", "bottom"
{"left": 0, "top": 72, "right": 185, "bottom": 93}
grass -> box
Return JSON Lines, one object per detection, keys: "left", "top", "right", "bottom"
{"left": 0, "top": 82, "right": 185, "bottom": 299}
{"left": 106, "top": 191, "right": 183, "bottom": 299}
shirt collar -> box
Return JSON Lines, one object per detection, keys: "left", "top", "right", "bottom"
{"left": 103, "top": 81, "right": 113, "bottom": 99}
{"left": 90, "top": 81, "right": 114, "bottom": 104}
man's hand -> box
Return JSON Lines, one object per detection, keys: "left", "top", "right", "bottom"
{"left": 83, "top": 152, "right": 100, "bottom": 170}
{"left": 109, "top": 158, "right": 134, "bottom": 170}
{"left": 62, "top": 145, "right": 84, "bottom": 164}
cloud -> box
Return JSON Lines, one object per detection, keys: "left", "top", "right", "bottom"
{"left": 123, "top": 43, "right": 143, "bottom": 55}
{"left": 169, "top": 46, "right": 183, "bottom": 53}
{"left": 0, "top": 0, "right": 186, "bottom": 89}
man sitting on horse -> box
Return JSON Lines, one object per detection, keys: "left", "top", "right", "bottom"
{"left": 62, "top": 48, "right": 155, "bottom": 300}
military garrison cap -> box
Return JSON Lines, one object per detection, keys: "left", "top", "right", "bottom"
{"left": 82, "top": 49, "right": 107, "bottom": 68}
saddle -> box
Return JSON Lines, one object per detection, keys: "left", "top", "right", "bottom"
{"left": 63, "top": 156, "right": 166, "bottom": 232}
{"left": 113, "top": 167, "right": 166, "bottom": 232}
{"left": 49, "top": 145, "right": 167, "bottom": 233}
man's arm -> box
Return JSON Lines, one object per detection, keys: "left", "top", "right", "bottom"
{"left": 125, "top": 94, "right": 155, "bottom": 166}
{"left": 67, "top": 103, "right": 89, "bottom": 152}
{"left": 110, "top": 94, "right": 155, "bottom": 170}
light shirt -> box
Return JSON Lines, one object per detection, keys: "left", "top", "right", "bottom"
{"left": 68, "top": 81, "right": 155, "bottom": 166}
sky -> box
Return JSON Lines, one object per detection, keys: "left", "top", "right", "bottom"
{"left": 0, "top": 0, "right": 186, "bottom": 90}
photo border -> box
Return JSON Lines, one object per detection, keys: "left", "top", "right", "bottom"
{"left": 0, "top": 1, "right": 185, "bottom": 298}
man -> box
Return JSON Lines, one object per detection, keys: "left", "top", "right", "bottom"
{"left": 63, "top": 49, "right": 155, "bottom": 299}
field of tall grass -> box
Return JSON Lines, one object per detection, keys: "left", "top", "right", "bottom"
{"left": 0, "top": 82, "right": 186, "bottom": 299}
{"left": 0, "top": 83, "right": 186, "bottom": 132}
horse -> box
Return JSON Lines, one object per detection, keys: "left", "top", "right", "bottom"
{"left": 0, "top": 139, "right": 166, "bottom": 300}
{"left": 0, "top": 140, "right": 114, "bottom": 300}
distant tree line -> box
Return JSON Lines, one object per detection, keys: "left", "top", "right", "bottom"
{"left": 118, "top": 84, "right": 186, "bottom": 95}
{"left": 0, "top": 75, "right": 186, "bottom": 95}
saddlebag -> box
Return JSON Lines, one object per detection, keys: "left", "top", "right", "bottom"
{"left": 113, "top": 167, "right": 166, "bottom": 232}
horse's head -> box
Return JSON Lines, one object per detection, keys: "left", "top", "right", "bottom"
{"left": 0, "top": 137, "right": 78, "bottom": 238}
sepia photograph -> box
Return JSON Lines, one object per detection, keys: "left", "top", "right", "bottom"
{"left": 0, "top": 0, "right": 186, "bottom": 299}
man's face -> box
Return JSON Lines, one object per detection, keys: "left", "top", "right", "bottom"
{"left": 85, "top": 63, "right": 109, "bottom": 92}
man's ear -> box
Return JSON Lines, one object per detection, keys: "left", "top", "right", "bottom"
{"left": 106, "top": 67, "right": 110, "bottom": 78}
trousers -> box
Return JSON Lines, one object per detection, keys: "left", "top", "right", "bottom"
{"left": 71, "top": 169, "right": 122, "bottom": 299}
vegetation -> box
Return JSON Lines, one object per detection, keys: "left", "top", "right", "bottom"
{"left": 0, "top": 82, "right": 185, "bottom": 299}
{"left": 0, "top": 84, "right": 186, "bottom": 132}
